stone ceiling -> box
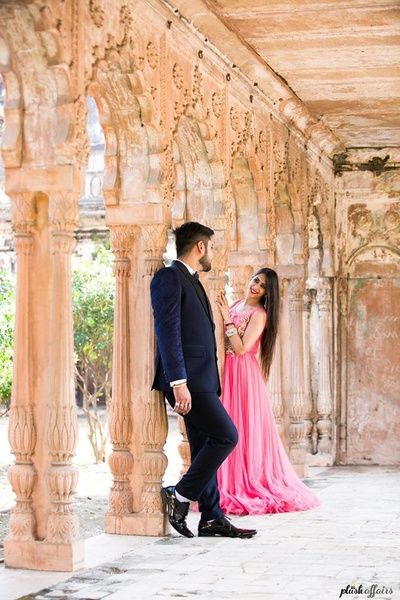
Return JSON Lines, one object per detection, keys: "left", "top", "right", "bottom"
{"left": 185, "top": 0, "right": 400, "bottom": 149}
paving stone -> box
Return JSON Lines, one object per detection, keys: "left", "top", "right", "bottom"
{"left": 2, "top": 466, "right": 399, "bottom": 600}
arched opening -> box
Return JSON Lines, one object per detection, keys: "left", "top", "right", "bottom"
{"left": 70, "top": 95, "right": 113, "bottom": 538}
{"left": 0, "top": 74, "right": 15, "bottom": 532}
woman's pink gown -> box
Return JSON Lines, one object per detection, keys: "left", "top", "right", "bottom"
{"left": 217, "top": 300, "right": 320, "bottom": 515}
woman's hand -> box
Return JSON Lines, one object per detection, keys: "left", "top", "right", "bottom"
{"left": 216, "top": 291, "right": 231, "bottom": 323}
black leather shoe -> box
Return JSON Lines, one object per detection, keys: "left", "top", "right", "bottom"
{"left": 198, "top": 515, "right": 257, "bottom": 538}
{"left": 161, "top": 486, "right": 194, "bottom": 538}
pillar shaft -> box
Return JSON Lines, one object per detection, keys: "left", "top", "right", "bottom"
{"left": 45, "top": 193, "right": 79, "bottom": 546}
{"left": 288, "top": 278, "right": 308, "bottom": 476}
{"left": 6, "top": 194, "right": 37, "bottom": 546}
{"left": 6, "top": 191, "right": 84, "bottom": 571}
{"left": 302, "top": 289, "right": 315, "bottom": 454}
{"left": 135, "top": 225, "right": 168, "bottom": 534}
{"left": 268, "top": 331, "right": 284, "bottom": 439}
{"left": 105, "top": 226, "right": 135, "bottom": 532}
{"left": 316, "top": 280, "right": 334, "bottom": 458}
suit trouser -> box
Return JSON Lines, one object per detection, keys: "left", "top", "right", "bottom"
{"left": 165, "top": 390, "right": 238, "bottom": 521}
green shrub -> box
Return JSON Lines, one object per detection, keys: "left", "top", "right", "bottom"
{"left": 0, "top": 268, "right": 15, "bottom": 409}
{"left": 72, "top": 242, "right": 114, "bottom": 462}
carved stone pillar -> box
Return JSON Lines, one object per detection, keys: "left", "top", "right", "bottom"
{"left": 338, "top": 276, "right": 348, "bottom": 463}
{"left": 303, "top": 289, "right": 315, "bottom": 454}
{"left": 105, "top": 226, "right": 135, "bottom": 534}
{"left": 128, "top": 224, "right": 168, "bottom": 536}
{"left": 316, "top": 280, "right": 334, "bottom": 457}
{"left": 268, "top": 331, "right": 284, "bottom": 439}
{"left": 44, "top": 192, "right": 83, "bottom": 568}
{"left": 6, "top": 191, "right": 84, "bottom": 571}
{"left": 5, "top": 194, "right": 37, "bottom": 559}
{"left": 288, "top": 278, "right": 308, "bottom": 477}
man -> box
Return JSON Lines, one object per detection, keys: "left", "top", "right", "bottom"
{"left": 151, "top": 221, "right": 257, "bottom": 539}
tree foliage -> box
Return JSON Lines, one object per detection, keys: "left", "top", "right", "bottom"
{"left": 72, "top": 242, "right": 114, "bottom": 463}
{"left": 0, "top": 268, "right": 14, "bottom": 410}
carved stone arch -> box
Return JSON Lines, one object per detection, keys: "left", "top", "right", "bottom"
{"left": 0, "top": 3, "right": 77, "bottom": 169}
{"left": 246, "top": 126, "right": 275, "bottom": 260}
{"left": 88, "top": 32, "right": 164, "bottom": 207}
{"left": 172, "top": 75, "right": 224, "bottom": 220}
{"left": 272, "top": 124, "right": 295, "bottom": 266}
{"left": 346, "top": 243, "right": 400, "bottom": 278}
{"left": 287, "top": 133, "right": 308, "bottom": 265}
{"left": 173, "top": 114, "right": 214, "bottom": 225}
{"left": 230, "top": 154, "right": 259, "bottom": 254}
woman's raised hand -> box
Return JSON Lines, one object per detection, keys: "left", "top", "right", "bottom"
{"left": 216, "top": 291, "right": 230, "bottom": 322}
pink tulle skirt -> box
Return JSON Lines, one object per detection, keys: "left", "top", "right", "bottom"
{"left": 217, "top": 351, "right": 320, "bottom": 515}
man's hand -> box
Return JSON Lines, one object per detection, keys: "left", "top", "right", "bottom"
{"left": 173, "top": 384, "right": 192, "bottom": 415}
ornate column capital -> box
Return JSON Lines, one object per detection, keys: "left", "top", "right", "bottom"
{"left": 289, "top": 278, "right": 305, "bottom": 310}
{"left": 109, "top": 225, "right": 136, "bottom": 258}
{"left": 49, "top": 192, "right": 79, "bottom": 233}
{"left": 10, "top": 193, "right": 36, "bottom": 247}
{"left": 49, "top": 192, "right": 79, "bottom": 255}
{"left": 140, "top": 224, "right": 168, "bottom": 276}
{"left": 110, "top": 225, "right": 136, "bottom": 278}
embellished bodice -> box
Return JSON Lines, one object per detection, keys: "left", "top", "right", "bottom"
{"left": 225, "top": 300, "right": 264, "bottom": 356}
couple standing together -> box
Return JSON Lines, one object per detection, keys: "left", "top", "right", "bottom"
{"left": 151, "top": 222, "right": 319, "bottom": 539}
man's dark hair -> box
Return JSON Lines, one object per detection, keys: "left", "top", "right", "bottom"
{"left": 175, "top": 222, "right": 214, "bottom": 257}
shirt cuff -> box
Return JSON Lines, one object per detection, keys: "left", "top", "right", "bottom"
{"left": 170, "top": 379, "right": 187, "bottom": 387}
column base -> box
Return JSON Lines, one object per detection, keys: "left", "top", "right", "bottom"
{"left": 105, "top": 511, "right": 169, "bottom": 537}
{"left": 4, "top": 538, "right": 85, "bottom": 572}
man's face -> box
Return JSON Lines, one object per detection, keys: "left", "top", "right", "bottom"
{"left": 199, "top": 238, "right": 213, "bottom": 272}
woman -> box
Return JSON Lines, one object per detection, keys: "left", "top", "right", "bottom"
{"left": 215, "top": 268, "right": 319, "bottom": 515}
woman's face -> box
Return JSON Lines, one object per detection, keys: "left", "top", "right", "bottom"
{"left": 247, "top": 273, "right": 267, "bottom": 302}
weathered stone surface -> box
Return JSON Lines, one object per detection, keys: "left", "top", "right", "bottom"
{"left": 202, "top": 0, "right": 400, "bottom": 148}
{"left": 336, "top": 150, "right": 400, "bottom": 466}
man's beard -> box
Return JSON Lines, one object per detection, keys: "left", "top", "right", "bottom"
{"left": 199, "top": 252, "right": 212, "bottom": 272}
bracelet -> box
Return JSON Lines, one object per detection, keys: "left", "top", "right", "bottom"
{"left": 172, "top": 382, "right": 186, "bottom": 388}
{"left": 226, "top": 327, "right": 238, "bottom": 337}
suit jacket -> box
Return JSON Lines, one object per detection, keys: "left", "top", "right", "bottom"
{"left": 150, "top": 260, "right": 221, "bottom": 395}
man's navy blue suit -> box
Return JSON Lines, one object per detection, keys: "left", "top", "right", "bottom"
{"left": 151, "top": 260, "right": 238, "bottom": 520}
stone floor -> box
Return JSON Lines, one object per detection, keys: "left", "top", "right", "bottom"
{"left": 0, "top": 465, "right": 399, "bottom": 600}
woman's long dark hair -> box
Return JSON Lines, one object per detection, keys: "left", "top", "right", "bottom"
{"left": 253, "top": 268, "right": 279, "bottom": 379}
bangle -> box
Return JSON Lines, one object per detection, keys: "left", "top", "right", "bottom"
{"left": 172, "top": 382, "right": 186, "bottom": 388}
{"left": 226, "top": 327, "right": 238, "bottom": 337}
